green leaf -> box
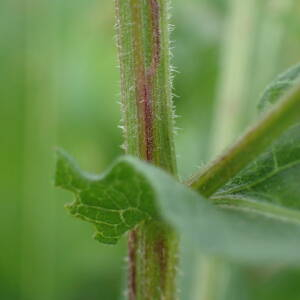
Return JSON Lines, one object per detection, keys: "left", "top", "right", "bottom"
{"left": 211, "top": 64, "right": 300, "bottom": 237}
{"left": 213, "top": 124, "right": 300, "bottom": 215}
{"left": 55, "top": 150, "right": 158, "bottom": 244}
{"left": 188, "top": 80, "right": 300, "bottom": 197}
{"left": 56, "top": 150, "right": 300, "bottom": 265}
{"left": 259, "top": 63, "right": 300, "bottom": 111}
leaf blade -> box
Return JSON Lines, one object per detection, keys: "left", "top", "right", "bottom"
{"left": 214, "top": 63, "right": 300, "bottom": 220}
{"left": 56, "top": 150, "right": 300, "bottom": 265}
{"left": 215, "top": 124, "right": 300, "bottom": 207}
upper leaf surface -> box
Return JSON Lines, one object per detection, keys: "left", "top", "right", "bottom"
{"left": 214, "top": 125, "right": 300, "bottom": 210}
{"left": 56, "top": 150, "right": 300, "bottom": 265}
{"left": 56, "top": 150, "right": 157, "bottom": 244}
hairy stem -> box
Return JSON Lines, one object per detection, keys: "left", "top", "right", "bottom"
{"left": 115, "top": 0, "right": 178, "bottom": 299}
{"left": 187, "top": 83, "right": 300, "bottom": 197}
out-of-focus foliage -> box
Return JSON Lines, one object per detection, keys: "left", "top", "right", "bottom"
{"left": 1, "top": 0, "right": 300, "bottom": 299}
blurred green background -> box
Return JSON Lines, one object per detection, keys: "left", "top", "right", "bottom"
{"left": 1, "top": 0, "right": 300, "bottom": 299}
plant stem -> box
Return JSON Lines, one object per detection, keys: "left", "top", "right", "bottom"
{"left": 187, "top": 83, "right": 300, "bottom": 198}
{"left": 115, "top": 0, "right": 178, "bottom": 299}
{"left": 210, "top": 0, "right": 257, "bottom": 157}
{"left": 198, "top": 2, "right": 294, "bottom": 299}
{"left": 195, "top": 1, "right": 258, "bottom": 298}
{"left": 193, "top": 257, "right": 230, "bottom": 300}
{"left": 246, "top": 0, "right": 294, "bottom": 121}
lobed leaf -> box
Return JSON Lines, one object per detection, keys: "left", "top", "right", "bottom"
{"left": 55, "top": 64, "right": 300, "bottom": 265}
{"left": 56, "top": 150, "right": 300, "bottom": 265}
{"left": 56, "top": 150, "right": 157, "bottom": 244}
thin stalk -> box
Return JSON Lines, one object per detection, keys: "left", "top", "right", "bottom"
{"left": 198, "top": 2, "right": 295, "bottom": 299}
{"left": 195, "top": 1, "right": 258, "bottom": 298}
{"left": 255, "top": 0, "right": 294, "bottom": 90}
{"left": 246, "top": 0, "right": 294, "bottom": 121}
{"left": 115, "top": 1, "right": 178, "bottom": 299}
{"left": 193, "top": 258, "right": 230, "bottom": 300}
{"left": 187, "top": 83, "right": 300, "bottom": 198}
{"left": 210, "top": 0, "right": 257, "bottom": 156}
